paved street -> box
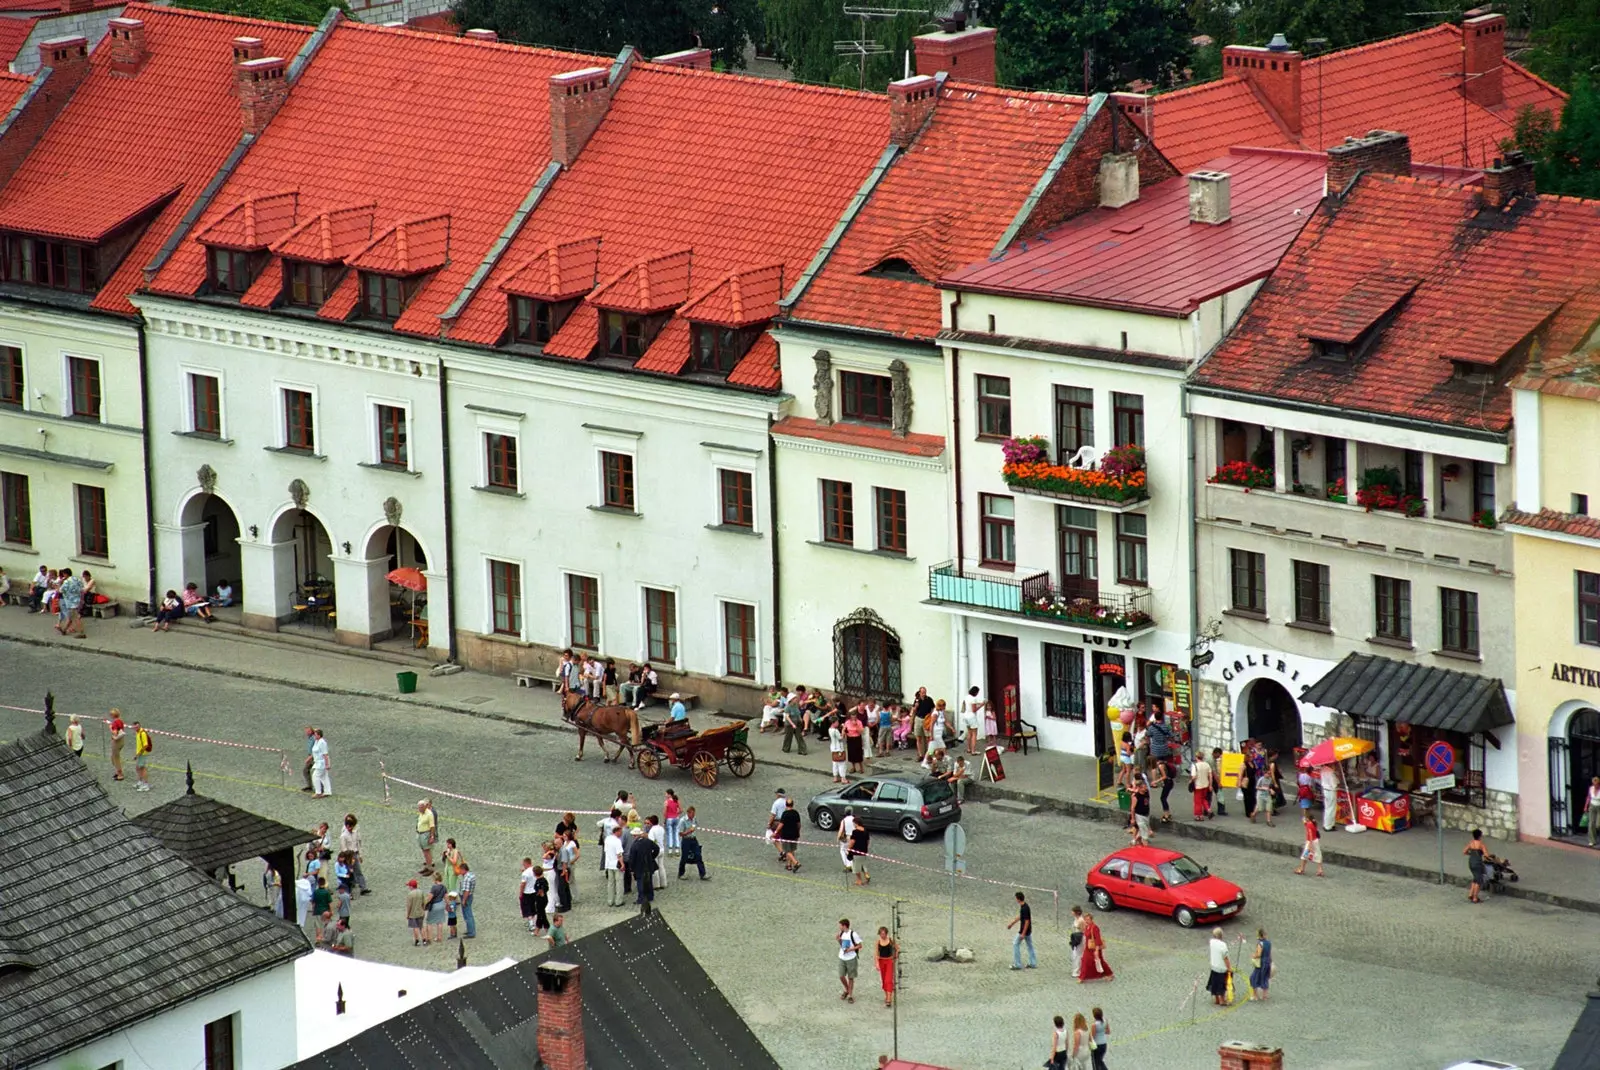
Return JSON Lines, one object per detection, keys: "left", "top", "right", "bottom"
{"left": 4, "top": 637, "right": 1596, "bottom": 1070}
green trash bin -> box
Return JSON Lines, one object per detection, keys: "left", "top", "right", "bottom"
{"left": 396, "top": 670, "right": 418, "bottom": 694}
{"left": 1116, "top": 787, "right": 1131, "bottom": 812}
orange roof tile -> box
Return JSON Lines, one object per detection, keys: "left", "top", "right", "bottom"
{"left": 1191, "top": 174, "right": 1600, "bottom": 433}
{"left": 679, "top": 263, "right": 784, "bottom": 326}
{"left": 726, "top": 331, "right": 779, "bottom": 391}
{"left": 589, "top": 247, "right": 693, "bottom": 313}
{"left": 772, "top": 415, "right": 945, "bottom": 457}
{"left": 150, "top": 23, "right": 596, "bottom": 336}
{"left": 542, "top": 301, "right": 599, "bottom": 360}
{"left": 0, "top": 4, "right": 311, "bottom": 315}
{"left": 789, "top": 82, "right": 1089, "bottom": 340}
{"left": 1152, "top": 24, "right": 1567, "bottom": 172}
{"left": 194, "top": 190, "right": 300, "bottom": 250}
{"left": 501, "top": 234, "right": 601, "bottom": 300}
{"left": 0, "top": 19, "right": 37, "bottom": 65}
{"left": 1502, "top": 509, "right": 1600, "bottom": 541}
{"left": 632, "top": 314, "right": 691, "bottom": 375}
{"left": 346, "top": 213, "right": 451, "bottom": 275}
{"left": 271, "top": 203, "right": 376, "bottom": 263}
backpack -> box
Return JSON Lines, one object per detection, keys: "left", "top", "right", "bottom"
{"left": 139, "top": 730, "right": 153, "bottom": 754}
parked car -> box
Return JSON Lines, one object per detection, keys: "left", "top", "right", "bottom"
{"left": 807, "top": 776, "right": 960, "bottom": 842}
{"left": 1084, "top": 846, "right": 1246, "bottom": 928}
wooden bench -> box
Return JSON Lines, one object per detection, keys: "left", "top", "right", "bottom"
{"left": 656, "top": 693, "right": 698, "bottom": 710}
{"left": 513, "top": 671, "right": 558, "bottom": 691}
{"left": 89, "top": 600, "right": 120, "bottom": 619}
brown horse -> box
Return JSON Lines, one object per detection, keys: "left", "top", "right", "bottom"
{"left": 561, "top": 690, "right": 640, "bottom": 763}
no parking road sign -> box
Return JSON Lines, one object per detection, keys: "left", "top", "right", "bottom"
{"left": 1425, "top": 741, "right": 1455, "bottom": 776}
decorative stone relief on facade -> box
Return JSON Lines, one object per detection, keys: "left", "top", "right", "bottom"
{"left": 196, "top": 464, "right": 217, "bottom": 497}
{"left": 812, "top": 350, "right": 833, "bottom": 426}
{"left": 889, "top": 358, "right": 912, "bottom": 437}
{"left": 288, "top": 479, "right": 310, "bottom": 509}
{"left": 383, "top": 496, "right": 403, "bottom": 527}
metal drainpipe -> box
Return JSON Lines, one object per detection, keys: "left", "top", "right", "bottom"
{"left": 768, "top": 411, "right": 781, "bottom": 686}
{"left": 438, "top": 361, "right": 460, "bottom": 663}
{"left": 1184, "top": 373, "right": 1205, "bottom": 747}
{"left": 948, "top": 293, "right": 965, "bottom": 577}
{"left": 136, "top": 322, "right": 157, "bottom": 607}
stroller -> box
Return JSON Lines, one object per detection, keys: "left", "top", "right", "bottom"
{"left": 1483, "top": 852, "right": 1518, "bottom": 894}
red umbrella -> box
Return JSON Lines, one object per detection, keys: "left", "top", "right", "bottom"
{"left": 386, "top": 567, "right": 427, "bottom": 591}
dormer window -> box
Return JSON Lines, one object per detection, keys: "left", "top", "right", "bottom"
{"left": 208, "top": 247, "right": 263, "bottom": 295}
{"left": 510, "top": 296, "right": 577, "bottom": 345}
{"left": 602, "top": 310, "right": 668, "bottom": 360}
{"left": 692, "top": 323, "right": 761, "bottom": 374}
{"left": 1300, "top": 277, "right": 1417, "bottom": 365}
{"left": 284, "top": 260, "right": 343, "bottom": 308}
{"left": 866, "top": 257, "right": 927, "bottom": 283}
{"left": 361, "top": 272, "right": 420, "bottom": 322}
{"left": 3, "top": 235, "right": 98, "bottom": 292}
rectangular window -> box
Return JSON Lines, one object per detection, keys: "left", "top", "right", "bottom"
{"left": 485, "top": 433, "right": 518, "bottom": 490}
{"left": 821, "top": 479, "right": 853, "bottom": 545}
{"left": 4, "top": 235, "right": 97, "bottom": 292}
{"left": 979, "top": 493, "right": 1015, "bottom": 567}
{"left": 1373, "top": 575, "right": 1411, "bottom": 642}
{"left": 0, "top": 345, "right": 21, "bottom": 407}
{"left": 976, "top": 374, "right": 1011, "bottom": 438}
{"left": 1112, "top": 391, "right": 1144, "bottom": 447}
{"left": 601, "top": 451, "right": 635, "bottom": 511}
{"left": 203, "top": 1015, "right": 236, "bottom": 1070}
{"left": 68, "top": 356, "right": 100, "bottom": 420}
{"left": 840, "top": 371, "right": 893, "bottom": 425}
{"left": 510, "top": 296, "right": 575, "bottom": 345}
{"left": 376, "top": 404, "right": 408, "bottom": 468}
{"left": 692, "top": 323, "right": 758, "bottom": 374}
{"left": 1472, "top": 461, "right": 1495, "bottom": 515}
{"left": 1404, "top": 449, "right": 1424, "bottom": 498}
{"left": 875, "top": 487, "right": 907, "bottom": 554}
{"left": 1, "top": 471, "right": 29, "bottom": 544}
{"left": 285, "top": 261, "right": 338, "bottom": 308}
{"left": 1115, "top": 513, "right": 1147, "bottom": 584}
{"left": 567, "top": 574, "right": 599, "bottom": 650}
{"left": 361, "top": 273, "right": 413, "bottom": 321}
{"left": 1054, "top": 385, "right": 1094, "bottom": 461}
{"left": 1324, "top": 437, "right": 1347, "bottom": 490}
{"left": 603, "top": 310, "right": 648, "bottom": 359}
{"left": 1292, "top": 560, "right": 1330, "bottom": 626}
{"left": 1440, "top": 587, "right": 1479, "bottom": 655}
{"left": 208, "top": 247, "right": 257, "bottom": 294}
{"left": 1043, "top": 643, "right": 1086, "bottom": 721}
{"left": 723, "top": 600, "right": 756, "bottom": 678}
{"left": 1056, "top": 506, "right": 1098, "bottom": 600}
{"left": 490, "top": 560, "right": 521, "bottom": 635}
{"left": 1575, "top": 493, "right": 1590, "bottom": 517}
{"left": 75, "top": 484, "right": 107, "bottom": 558}
{"left": 190, "top": 373, "right": 220, "bottom": 436}
{"left": 718, "top": 468, "right": 753, "bottom": 528}
{"left": 645, "top": 587, "right": 677, "bottom": 663}
{"left": 282, "top": 388, "right": 314, "bottom": 451}
{"left": 1229, "top": 549, "right": 1265, "bottom": 614}
{"left": 1580, "top": 571, "right": 1600, "bottom": 647}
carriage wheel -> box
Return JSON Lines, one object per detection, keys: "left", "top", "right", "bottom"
{"left": 725, "top": 742, "right": 755, "bottom": 778}
{"left": 636, "top": 748, "right": 662, "bottom": 779}
{"left": 690, "top": 751, "right": 719, "bottom": 788}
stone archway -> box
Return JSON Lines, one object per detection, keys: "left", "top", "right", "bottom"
{"left": 362, "top": 523, "right": 432, "bottom": 646}
{"left": 1240, "top": 678, "right": 1303, "bottom": 756}
{"left": 270, "top": 506, "right": 336, "bottom": 593}
{"left": 178, "top": 493, "right": 242, "bottom": 600}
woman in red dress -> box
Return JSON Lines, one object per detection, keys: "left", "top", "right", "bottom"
{"left": 1077, "top": 912, "right": 1113, "bottom": 982}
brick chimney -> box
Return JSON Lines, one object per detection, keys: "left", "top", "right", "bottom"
{"left": 463, "top": 28, "right": 498, "bottom": 42}
{"left": 535, "top": 962, "right": 584, "bottom": 1070}
{"left": 37, "top": 34, "right": 89, "bottom": 80}
{"left": 1099, "top": 152, "right": 1139, "bottom": 208}
{"left": 238, "top": 57, "right": 289, "bottom": 137}
{"left": 889, "top": 74, "right": 937, "bottom": 148}
{"left": 1220, "top": 1041, "right": 1284, "bottom": 1070}
{"left": 107, "top": 18, "right": 147, "bottom": 77}
{"left": 232, "top": 36, "right": 264, "bottom": 64}
{"left": 1462, "top": 13, "right": 1505, "bottom": 107}
{"left": 1482, "top": 150, "right": 1535, "bottom": 208}
{"left": 0, "top": 36, "right": 90, "bottom": 190}
{"left": 549, "top": 67, "right": 611, "bottom": 169}
{"left": 1326, "top": 130, "right": 1411, "bottom": 193}
{"left": 654, "top": 47, "right": 712, "bottom": 70}
{"left": 1111, "top": 92, "right": 1151, "bottom": 139}
{"left": 1188, "top": 170, "right": 1231, "bottom": 224}
{"left": 913, "top": 25, "right": 996, "bottom": 86}
{"left": 1221, "top": 40, "right": 1302, "bottom": 135}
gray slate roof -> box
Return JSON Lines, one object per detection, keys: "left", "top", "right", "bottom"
{"left": 132, "top": 770, "right": 311, "bottom": 875}
{"left": 1299, "top": 652, "right": 1514, "bottom": 735}
{"left": 293, "top": 911, "right": 780, "bottom": 1070}
{"left": 0, "top": 730, "right": 311, "bottom": 1069}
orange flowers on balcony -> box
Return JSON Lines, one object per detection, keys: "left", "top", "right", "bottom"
{"left": 1000, "top": 436, "right": 1149, "bottom": 505}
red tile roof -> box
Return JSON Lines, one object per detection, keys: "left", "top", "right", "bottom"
{"left": 1191, "top": 174, "right": 1600, "bottom": 433}
{"left": 500, "top": 234, "right": 600, "bottom": 300}
{"left": 0, "top": 18, "right": 37, "bottom": 65}
{"left": 772, "top": 414, "right": 945, "bottom": 456}
{"left": 942, "top": 148, "right": 1326, "bottom": 314}
{"left": 271, "top": 203, "right": 375, "bottom": 263}
{"left": 727, "top": 332, "right": 779, "bottom": 390}
{"left": 0, "top": 4, "right": 311, "bottom": 315}
{"left": 1501, "top": 509, "right": 1600, "bottom": 541}
{"left": 789, "top": 82, "right": 1088, "bottom": 340}
{"left": 150, "top": 23, "right": 595, "bottom": 336}
{"left": 589, "top": 248, "right": 693, "bottom": 313}
{"left": 447, "top": 60, "right": 889, "bottom": 391}
{"left": 679, "top": 263, "right": 784, "bottom": 327}
{"left": 193, "top": 190, "right": 300, "bottom": 250}
{"left": 1152, "top": 24, "right": 1567, "bottom": 172}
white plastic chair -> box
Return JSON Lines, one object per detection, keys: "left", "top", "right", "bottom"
{"left": 1068, "top": 445, "right": 1103, "bottom": 471}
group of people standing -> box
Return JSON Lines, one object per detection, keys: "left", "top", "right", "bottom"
{"left": 1045, "top": 1007, "right": 1111, "bottom": 1069}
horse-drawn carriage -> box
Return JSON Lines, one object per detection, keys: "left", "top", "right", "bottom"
{"left": 562, "top": 690, "right": 756, "bottom": 787}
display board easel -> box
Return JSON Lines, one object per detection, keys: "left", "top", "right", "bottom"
{"left": 981, "top": 745, "right": 1006, "bottom": 783}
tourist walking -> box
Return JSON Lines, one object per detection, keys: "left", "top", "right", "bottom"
{"left": 843, "top": 711, "right": 865, "bottom": 775}
{"left": 604, "top": 825, "right": 625, "bottom": 906}
{"left": 875, "top": 703, "right": 893, "bottom": 756}
{"left": 300, "top": 726, "right": 316, "bottom": 792}
{"left": 109, "top": 709, "right": 125, "bottom": 781}
{"left": 1294, "top": 814, "right": 1325, "bottom": 876}
{"left": 1048, "top": 1015, "right": 1068, "bottom": 1069}
{"left": 1208, "top": 747, "right": 1227, "bottom": 816}
{"left": 425, "top": 871, "right": 448, "bottom": 944}
{"left": 65, "top": 715, "right": 84, "bottom": 758}
{"left": 416, "top": 800, "right": 437, "bottom": 872}
{"left": 848, "top": 816, "right": 871, "bottom": 885}
{"left": 961, "top": 686, "right": 982, "bottom": 754}
{"left": 132, "top": 720, "right": 153, "bottom": 791}
{"left": 1077, "top": 912, "right": 1111, "bottom": 982}
{"left": 340, "top": 814, "right": 369, "bottom": 895}
{"left": 836, "top": 918, "right": 862, "bottom": 1003}
{"left": 874, "top": 926, "right": 897, "bottom": 1007}
{"left": 1254, "top": 759, "right": 1276, "bottom": 827}
{"left": 558, "top": 831, "right": 579, "bottom": 907}
{"left": 310, "top": 728, "right": 331, "bottom": 798}
{"left": 828, "top": 720, "right": 847, "bottom": 783}
{"left": 1147, "top": 711, "right": 1176, "bottom": 823}
{"left": 1248, "top": 927, "right": 1273, "bottom": 1001}
{"left": 911, "top": 687, "right": 932, "bottom": 762}
{"left": 1587, "top": 777, "right": 1600, "bottom": 846}
{"left": 457, "top": 862, "right": 477, "bottom": 937}
{"left": 1207, "top": 927, "right": 1232, "bottom": 1005}
{"left": 1068, "top": 1012, "right": 1091, "bottom": 1070}
{"left": 442, "top": 838, "right": 463, "bottom": 893}
{"left": 627, "top": 827, "right": 659, "bottom": 913}
{"left": 782, "top": 700, "right": 809, "bottom": 755}
{"left": 1242, "top": 757, "right": 1259, "bottom": 822}
{"left": 778, "top": 798, "right": 802, "bottom": 871}
{"left": 678, "top": 806, "right": 709, "bottom": 879}
{"left": 1128, "top": 773, "right": 1152, "bottom": 846}
{"left": 520, "top": 857, "right": 540, "bottom": 931}
{"left": 646, "top": 815, "right": 667, "bottom": 889}
{"left": 1190, "top": 750, "right": 1212, "bottom": 821}
{"left": 1008, "top": 891, "right": 1036, "bottom": 969}
{"left": 405, "top": 879, "right": 427, "bottom": 945}
{"left": 663, "top": 789, "right": 681, "bottom": 855}
{"left": 1465, "top": 828, "right": 1488, "bottom": 903}
{"left": 531, "top": 866, "right": 550, "bottom": 936}
{"left": 1069, "top": 904, "right": 1085, "bottom": 975}
{"left": 1089, "top": 1008, "right": 1110, "bottom": 1070}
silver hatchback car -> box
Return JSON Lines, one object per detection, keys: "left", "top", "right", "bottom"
{"left": 807, "top": 775, "right": 961, "bottom": 842}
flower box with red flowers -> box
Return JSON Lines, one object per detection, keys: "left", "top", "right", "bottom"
{"left": 1208, "top": 461, "right": 1273, "bottom": 489}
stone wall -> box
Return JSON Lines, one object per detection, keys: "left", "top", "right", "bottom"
{"left": 1193, "top": 677, "right": 1232, "bottom": 752}
{"left": 11, "top": 6, "right": 129, "bottom": 74}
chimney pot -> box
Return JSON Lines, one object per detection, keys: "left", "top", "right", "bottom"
{"left": 107, "top": 17, "right": 146, "bottom": 76}
{"left": 913, "top": 25, "right": 997, "bottom": 86}
{"left": 1221, "top": 42, "right": 1302, "bottom": 134}
{"left": 653, "top": 47, "right": 712, "bottom": 70}
{"left": 888, "top": 74, "right": 938, "bottom": 148}
{"left": 238, "top": 56, "right": 289, "bottom": 137}
{"left": 535, "top": 962, "right": 585, "bottom": 1070}
{"left": 1266, "top": 32, "right": 1291, "bottom": 51}
{"left": 1110, "top": 92, "right": 1151, "bottom": 139}
{"left": 1099, "top": 152, "right": 1140, "bottom": 209}
{"left": 1481, "top": 150, "right": 1535, "bottom": 209}
{"left": 1326, "top": 129, "right": 1411, "bottom": 193}
{"left": 463, "top": 28, "right": 498, "bottom": 42}
{"left": 1462, "top": 12, "right": 1505, "bottom": 108}
{"left": 232, "top": 36, "right": 264, "bottom": 63}
{"left": 1188, "top": 170, "right": 1231, "bottom": 224}
{"left": 38, "top": 34, "right": 88, "bottom": 75}
{"left": 549, "top": 66, "right": 611, "bottom": 169}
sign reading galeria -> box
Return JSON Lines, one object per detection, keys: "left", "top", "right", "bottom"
{"left": 1552, "top": 663, "right": 1600, "bottom": 688}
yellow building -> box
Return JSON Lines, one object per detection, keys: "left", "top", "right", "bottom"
{"left": 1506, "top": 365, "right": 1600, "bottom": 840}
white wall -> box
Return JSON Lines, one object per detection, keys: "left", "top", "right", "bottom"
{"left": 39, "top": 960, "right": 298, "bottom": 1070}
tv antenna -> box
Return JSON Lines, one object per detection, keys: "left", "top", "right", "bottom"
{"left": 834, "top": 0, "right": 937, "bottom": 90}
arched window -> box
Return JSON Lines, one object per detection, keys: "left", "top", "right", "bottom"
{"left": 834, "top": 608, "right": 902, "bottom": 700}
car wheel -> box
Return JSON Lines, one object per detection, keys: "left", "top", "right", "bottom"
{"left": 814, "top": 808, "right": 836, "bottom": 832}
{"left": 1174, "top": 906, "right": 1197, "bottom": 929}
{"left": 1091, "top": 888, "right": 1114, "bottom": 912}
{"left": 899, "top": 818, "right": 921, "bottom": 843}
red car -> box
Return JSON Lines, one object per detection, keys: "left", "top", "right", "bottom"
{"left": 1084, "top": 846, "right": 1246, "bottom": 928}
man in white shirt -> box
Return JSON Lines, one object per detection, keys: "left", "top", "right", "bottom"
{"left": 603, "top": 829, "right": 625, "bottom": 907}
{"left": 1320, "top": 764, "right": 1342, "bottom": 830}
{"left": 647, "top": 816, "right": 667, "bottom": 889}
{"left": 310, "top": 729, "right": 331, "bottom": 798}
{"left": 838, "top": 808, "right": 857, "bottom": 871}
{"left": 1207, "top": 929, "right": 1232, "bottom": 1005}
{"left": 520, "top": 859, "right": 540, "bottom": 931}
{"left": 836, "top": 918, "right": 862, "bottom": 1003}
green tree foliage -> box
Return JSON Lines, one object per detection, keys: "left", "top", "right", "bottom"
{"left": 448, "top": 0, "right": 761, "bottom": 69}
{"left": 1515, "top": 77, "right": 1600, "bottom": 198}
{"left": 757, "top": 0, "right": 928, "bottom": 89}
{"left": 183, "top": 0, "right": 344, "bottom": 25}
{"left": 1230, "top": 0, "right": 1423, "bottom": 54}
{"left": 1522, "top": 0, "right": 1600, "bottom": 92}
{"left": 976, "top": 0, "right": 1194, "bottom": 92}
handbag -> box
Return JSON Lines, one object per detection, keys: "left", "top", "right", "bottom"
{"left": 831, "top": 750, "right": 846, "bottom": 762}
{"left": 1186, "top": 781, "right": 1195, "bottom": 794}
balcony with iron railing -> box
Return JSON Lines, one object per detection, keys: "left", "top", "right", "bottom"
{"left": 1000, "top": 436, "right": 1149, "bottom": 512}
{"left": 926, "top": 560, "right": 1157, "bottom": 638}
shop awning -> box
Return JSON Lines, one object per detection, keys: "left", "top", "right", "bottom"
{"left": 1300, "top": 653, "right": 1513, "bottom": 736}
